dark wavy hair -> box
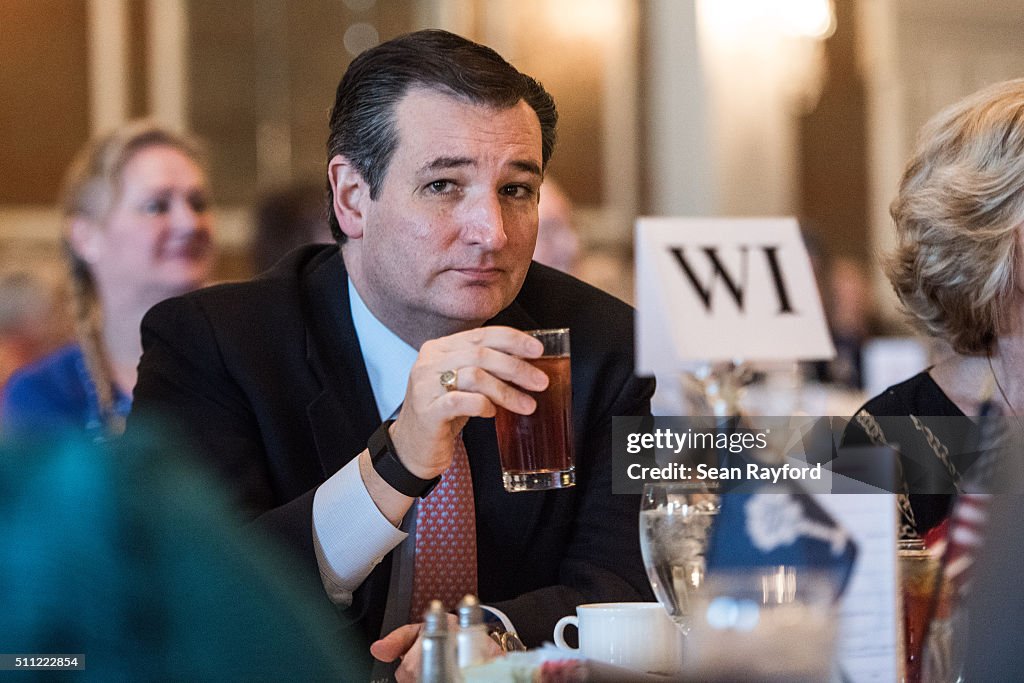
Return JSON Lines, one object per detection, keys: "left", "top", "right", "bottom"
{"left": 325, "top": 29, "right": 558, "bottom": 243}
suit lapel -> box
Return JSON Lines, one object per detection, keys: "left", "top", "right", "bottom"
{"left": 302, "top": 251, "right": 381, "bottom": 478}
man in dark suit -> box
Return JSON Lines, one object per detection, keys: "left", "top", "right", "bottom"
{"left": 132, "top": 29, "right": 653, "bottom": 679}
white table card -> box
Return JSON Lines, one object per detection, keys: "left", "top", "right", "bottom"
{"left": 636, "top": 217, "right": 835, "bottom": 374}
{"left": 814, "top": 494, "right": 900, "bottom": 682}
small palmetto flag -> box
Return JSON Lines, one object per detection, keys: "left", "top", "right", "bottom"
{"left": 705, "top": 486, "right": 858, "bottom": 598}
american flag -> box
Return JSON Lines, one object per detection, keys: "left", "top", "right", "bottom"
{"left": 925, "top": 493, "right": 991, "bottom": 595}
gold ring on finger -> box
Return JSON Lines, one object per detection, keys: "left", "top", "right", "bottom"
{"left": 440, "top": 369, "right": 458, "bottom": 392}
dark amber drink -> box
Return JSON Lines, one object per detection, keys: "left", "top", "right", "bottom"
{"left": 495, "top": 330, "right": 575, "bottom": 492}
{"left": 899, "top": 541, "right": 940, "bottom": 683}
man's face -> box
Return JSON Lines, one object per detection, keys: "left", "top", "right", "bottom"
{"left": 340, "top": 88, "right": 544, "bottom": 345}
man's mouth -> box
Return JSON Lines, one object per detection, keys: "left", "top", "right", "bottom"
{"left": 452, "top": 266, "right": 504, "bottom": 282}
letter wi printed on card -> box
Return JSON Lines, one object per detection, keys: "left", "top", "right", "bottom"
{"left": 635, "top": 217, "right": 835, "bottom": 373}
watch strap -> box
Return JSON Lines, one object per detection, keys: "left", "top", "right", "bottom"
{"left": 368, "top": 419, "right": 441, "bottom": 498}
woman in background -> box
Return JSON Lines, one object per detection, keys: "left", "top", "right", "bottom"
{"left": 843, "top": 78, "right": 1024, "bottom": 537}
{"left": 0, "top": 264, "right": 72, "bottom": 399}
{"left": 2, "top": 121, "right": 215, "bottom": 438}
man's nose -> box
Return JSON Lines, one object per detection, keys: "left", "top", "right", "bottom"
{"left": 462, "top": 193, "right": 508, "bottom": 250}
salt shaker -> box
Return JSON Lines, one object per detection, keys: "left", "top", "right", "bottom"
{"left": 420, "top": 600, "right": 460, "bottom": 683}
{"left": 456, "top": 594, "right": 494, "bottom": 669}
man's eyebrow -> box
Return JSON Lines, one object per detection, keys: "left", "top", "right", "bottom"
{"left": 419, "top": 156, "right": 474, "bottom": 173}
{"left": 417, "top": 156, "right": 543, "bottom": 177}
{"left": 510, "top": 159, "right": 543, "bottom": 177}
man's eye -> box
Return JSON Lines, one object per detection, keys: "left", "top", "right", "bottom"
{"left": 426, "top": 180, "right": 454, "bottom": 194}
{"left": 501, "top": 184, "right": 534, "bottom": 199}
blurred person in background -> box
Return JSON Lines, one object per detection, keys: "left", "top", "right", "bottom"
{"left": 0, "top": 264, "right": 72, "bottom": 399}
{"left": 842, "top": 78, "right": 1024, "bottom": 537}
{"left": 576, "top": 241, "right": 635, "bottom": 305}
{"left": 533, "top": 177, "right": 581, "bottom": 275}
{"left": 0, "top": 427, "right": 366, "bottom": 680}
{"left": 812, "top": 256, "right": 880, "bottom": 390}
{"left": 963, "top": 473, "right": 1024, "bottom": 680}
{"left": 1, "top": 121, "right": 215, "bottom": 438}
{"left": 250, "top": 181, "right": 333, "bottom": 275}
{"left": 535, "top": 177, "right": 636, "bottom": 304}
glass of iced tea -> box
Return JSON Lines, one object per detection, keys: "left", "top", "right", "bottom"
{"left": 494, "top": 328, "right": 575, "bottom": 492}
{"left": 899, "top": 539, "right": 940, "bottom": 683}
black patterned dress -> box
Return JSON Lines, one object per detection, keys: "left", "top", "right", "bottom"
{"left": 841, "top": 371, "right": 982, "bottom": 538}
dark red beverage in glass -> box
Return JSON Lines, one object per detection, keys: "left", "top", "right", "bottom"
{"left": 494, "top": 330, "right": 575, "bottom": 492}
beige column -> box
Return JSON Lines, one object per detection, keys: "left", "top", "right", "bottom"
{"left": 147, "top": 0, "right": 188, "bottom": 131}
{"left": 87, "top": 0, "right": 129, "bottom": 134}
{"left": 644, "top": 0, "right": 714, "bottom": 216}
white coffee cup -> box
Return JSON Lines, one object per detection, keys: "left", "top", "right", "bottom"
{"left": 553, "top": 602, "right": 683, "bottom": 674}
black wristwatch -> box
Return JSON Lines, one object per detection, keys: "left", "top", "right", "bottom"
{"left": 367, "top": 419, "right": 441, "bottom": 498}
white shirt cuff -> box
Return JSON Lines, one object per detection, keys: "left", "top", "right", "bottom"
{"left": 312, "top": 456, "right": 408, "bottom": 606}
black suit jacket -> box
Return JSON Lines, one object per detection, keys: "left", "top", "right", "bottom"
{"left": 132, "top": 245, "right": 655, "bottom": 647}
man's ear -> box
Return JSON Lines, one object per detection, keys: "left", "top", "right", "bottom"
{"left": 66, "top": 216, "right": 103, "bottom": 264}
{"left": 328, "top": 155, "right": 370, "bottom": 240}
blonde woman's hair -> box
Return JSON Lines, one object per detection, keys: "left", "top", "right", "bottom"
{"left": 61, "top": 121, "right": 207, "bottom": 435}
{"left": 887, "top": 78, "right": 1024, "bottom": 354}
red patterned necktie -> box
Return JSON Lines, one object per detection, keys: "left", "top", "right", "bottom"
{"left": 408, "top": 432, "right": 478, "bottom": 621}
